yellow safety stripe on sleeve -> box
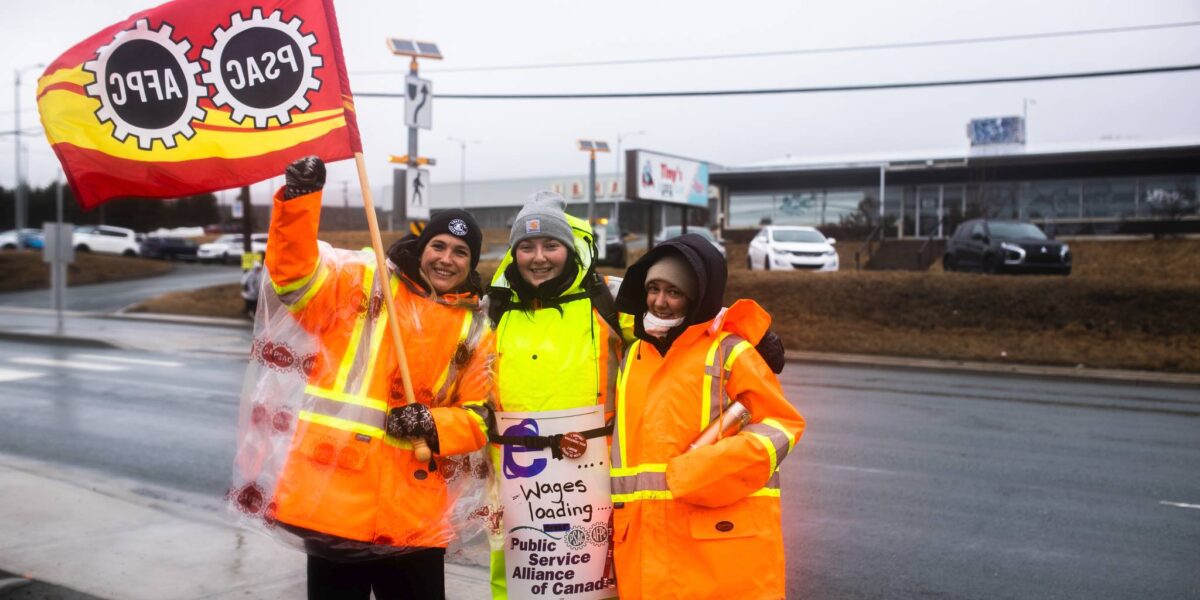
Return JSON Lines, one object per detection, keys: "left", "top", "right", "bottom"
{"left": 610, "top": 463, "right": 667, "bottom": 477}
{"left": 305, "top": 385, "right": 389, "bottom": 412}
{"left": 333, "top": 265, "right": 375, "bottom": 392}
{"left": 761, "top": 417, "right": 797, "bottom": 452}
{"left": 461, "top": 401, "right": 489, "bottom": 431}
{"left": 381, "top": 436, "right": 416, "bottom": 449}
{"left": 701, "top": 332, "right": 732, "bottom": 431}
{"left": 285, "top": 264, "right": 331, "bottom": 313}
{"left": 611, "top": 490, "right": 675, "bottom": 503}
{"left": 723, "top": 340, "right": 753, "bottom": 370}
{"left": 298, "top": 410, "right": 384, "bottom": 439}
{"left": 746, "top": 431, "right": 779, "bottom": 474}
{"left": 272, "top": 260, "right": 321, "bottom": 296}
{"left": 750, "top": 488, "right": 782, "bottom": 498}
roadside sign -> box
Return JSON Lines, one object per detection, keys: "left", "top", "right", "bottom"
{"left": 405, "top": 75, "right": 433, "bottom": 130}
{"left": 405, "top": 168, "right": 431, "bottom": 220}
{"left": 625, "top": 149, "right": 710, "bottom": 207}
{"left": 42, "top": 223, "right": 74, "bottom": 264}
{"left": 231, "top": 199, "right": 243, "bottom": 220}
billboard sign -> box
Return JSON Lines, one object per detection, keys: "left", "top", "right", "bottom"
{"left": 967, "top": 116, "right": 1025, "bottom": 146}
{"left": 625, "top": 150, "right": 709, "bottom": 207}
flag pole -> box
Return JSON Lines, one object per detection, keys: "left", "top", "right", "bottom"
{"left": 354, "top": 152, "right": 432, "bottom": 463}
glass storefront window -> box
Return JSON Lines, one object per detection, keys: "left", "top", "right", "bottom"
{"left": 1023, "top": 180, "right": 1080, "bottom": 220}
{"left": 1082, "top": 179, "right": 1136, "bottom": 219}
{"left": 1138, "top": 176, "right": 1198, "bottom": 219}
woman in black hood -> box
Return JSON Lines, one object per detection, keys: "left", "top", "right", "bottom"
{"left": 607, "top": 232, "right": 806, "bottom": 599}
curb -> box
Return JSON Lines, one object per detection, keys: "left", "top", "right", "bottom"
{"left": 784, "top": 350, "right": 1200, "bottom": 387}
{"left": 107, "top": 310, "right": 252, "bottom": 329}
{"left": 0, "top": 330, "right": 121, "bottom": 349}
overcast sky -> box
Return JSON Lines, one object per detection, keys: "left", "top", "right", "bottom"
{"left": 2, "top": 0, "right": 1198, "bottom": 206}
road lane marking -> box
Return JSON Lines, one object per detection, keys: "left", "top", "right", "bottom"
{"left": 73, "top": 354, "right": 184, "bottom": 368}
{"left": 10, "top": 357, "right": 126, "bottom": 372}
{"left": 0, "top": 367, "right": 43, "bottom": 382}
{"left": 1159, "top": 501, "right": 1200, "bottom": 510}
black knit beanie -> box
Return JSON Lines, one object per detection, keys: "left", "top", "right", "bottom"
{"left": 416, "top": 209, "right": 483, "bottom": 268}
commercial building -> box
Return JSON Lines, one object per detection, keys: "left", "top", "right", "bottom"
{"left": 710, "top": 138, "right": 1200, "bottom": 238}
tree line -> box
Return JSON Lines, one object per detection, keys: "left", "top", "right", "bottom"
{"left": 0, "top": 184, "right": 222, "bottom": 231}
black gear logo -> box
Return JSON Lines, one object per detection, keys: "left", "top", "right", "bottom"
{"left": 83, "top": 19, "right": 207, "bottom": 150}
{"left": 201, "top": 8, "right": 322, "bottom": 128}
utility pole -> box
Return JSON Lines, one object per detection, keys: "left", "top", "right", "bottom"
{"left": 577, "top": 139, "right": 610, "bottom": 225}
{"left": 14, "top": 63, "right": 44, "bottom": 231}
{"left": 239, "top": 186, "right": 252, "bottom": 269}
{"left": 342, "top": 180, "right": 350, "bottom": 229}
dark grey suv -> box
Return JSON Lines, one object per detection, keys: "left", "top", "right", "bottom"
{"left": 943, "top": 219, "right": 1071, "bottom": 275}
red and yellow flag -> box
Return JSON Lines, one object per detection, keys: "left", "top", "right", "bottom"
{"left": 37, "top": 0, "right": 362, "bottom": 210}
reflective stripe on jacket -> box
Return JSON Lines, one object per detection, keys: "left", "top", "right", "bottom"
{"left": 610, "top": 299, "right": 804, "bottom": 599}
{"left": 265, "top": 188, "right": 493, "bottom": 549}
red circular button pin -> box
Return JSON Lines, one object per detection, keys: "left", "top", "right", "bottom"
{"left": 560, "top": 432, "right": 587, "bottom": 459}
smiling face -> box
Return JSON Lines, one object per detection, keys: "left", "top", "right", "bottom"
{"left": 420, "top": 233, "right": 471, "bottom": 294}
{"left": 514, "top": 237, "right": 569, "bottom": 286}
{"left": 645, "top": 279, "right": 690, "bottom": 321}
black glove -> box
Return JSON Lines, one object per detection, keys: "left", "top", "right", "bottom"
{"left": 283, "top": 156, "right": 326, "bottom": 200}
{"left": 756, "top": 329, "right": 786, "bottom": 374}
{"left": 386, "top": 403, "right": 440, "bottom": 453}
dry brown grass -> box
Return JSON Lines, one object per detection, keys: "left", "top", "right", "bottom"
{"left": 127, "top": 236, "right": 1200, "bottom": 373}
{"left": 126, "top": 282, "right": 248, "bottom": 320}
{"left": 0, "top": 250, "right": 173, "bottom": 292}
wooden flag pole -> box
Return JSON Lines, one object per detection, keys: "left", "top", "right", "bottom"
{"left": 354, "top": 152, "right": 431, "bottom": 463}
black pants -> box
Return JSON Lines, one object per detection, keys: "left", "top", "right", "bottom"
{"left": 307, "top": 548, "right": 446, "bottom": 600}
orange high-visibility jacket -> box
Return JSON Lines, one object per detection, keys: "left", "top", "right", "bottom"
{"left": 265, "top": 188, "right": 493, "bottom": 549}
{"left": 610, "top": 299, "right": 805, "bottom": 599}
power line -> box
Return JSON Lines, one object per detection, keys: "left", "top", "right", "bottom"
{"left": 351, "top": 20, "right": 1200, "bottom": 76}
{"left": 353, "top": 63, "right": 1200, "bottom": 100}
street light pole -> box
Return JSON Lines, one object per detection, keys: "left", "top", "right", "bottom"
{"left": 577, "top": 140, "right": 610, "bottom": 225}
{"left": 447, "top": 136, "right": 479, "bottom": 209}
{"left": 613, "top": 130, "right": 645, "bottom": 229}
{"left": 14, "top": 63, "right": 44, "bottom": 231}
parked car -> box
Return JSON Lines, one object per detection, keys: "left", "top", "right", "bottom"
{"left": 656, "top": 225, "right": 726, "bottom": 258}
{"left": 0, "top": 228, "right": 44, "bottom": 250}
{"left": 197, "top": 233, "right": 268, "bottom": 264}
{"left": 140, "top": 236, "right": 200, "bottom": 261}
{"left": 943, "top": 219, "right": 1071, "bottom": 275}
{"left": 594, "top": 219, "right": 627, "bottom": 268}
{"left": 747, "top": 226, "right": 838, "bottom": 271}
{"left": 73, "top": 225, "right": 140, "bottom": 256}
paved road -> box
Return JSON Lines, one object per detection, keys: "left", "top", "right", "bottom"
{"left": 778, "top": 364, "right": 1200, "bottom": 599}
{"left": 0, "top": 333, "right": 1197, "bottom": 598}
{"left": 0, "top": 262, "right": 242, "bottom": 313}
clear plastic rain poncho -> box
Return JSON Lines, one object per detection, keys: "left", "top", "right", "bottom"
{"left": 227, "top": 242, "right": 493, "bottom": 563}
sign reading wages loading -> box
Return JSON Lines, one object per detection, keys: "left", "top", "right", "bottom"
{"left": 497, "top": 406, "right": 617, "bottom": 600}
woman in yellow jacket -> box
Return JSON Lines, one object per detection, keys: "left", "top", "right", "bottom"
{"left": 609, "top": 233, "right": 805, "bottom": 599}
{"left": 230, "top": 157, "right": 493, "bottom": 600}
{"left": 483, "top": 191, "right": 626, "bottom": 598}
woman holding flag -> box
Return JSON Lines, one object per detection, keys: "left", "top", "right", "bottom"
{"left": 608, "top": 233, "right": 805, "bottom": 599}
{"left": 230, "top": 157, "right": 494, "bottom": 600}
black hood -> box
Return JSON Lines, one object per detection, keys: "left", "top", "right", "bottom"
{"left": 616, "top": 233, "right": 727, "bottom": 346}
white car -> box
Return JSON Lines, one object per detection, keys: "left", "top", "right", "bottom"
{"left": 73, "top": 225, "right": 140, "bottom": 256}
{"left": 748, "top": 226, "right": 838, "bottom": 272}
{"left": 656, "top": 226, "right": 727, "bottom": 258}
{"left": 197, "top": 233, "right": 268, "bottom": 264}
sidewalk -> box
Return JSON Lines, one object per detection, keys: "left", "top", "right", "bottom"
{"left": 0, "top": 453, "right": 489, "bottom": 600}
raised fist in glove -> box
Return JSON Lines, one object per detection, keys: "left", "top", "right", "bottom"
{"left": 283, "top": 155, "right": 326, "bottom": 200}
{"left": 755, "top": 329, "right": 786, "bottom": 374}
{"left": 386, "top": 403, "right": 440, "bottom": 454}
